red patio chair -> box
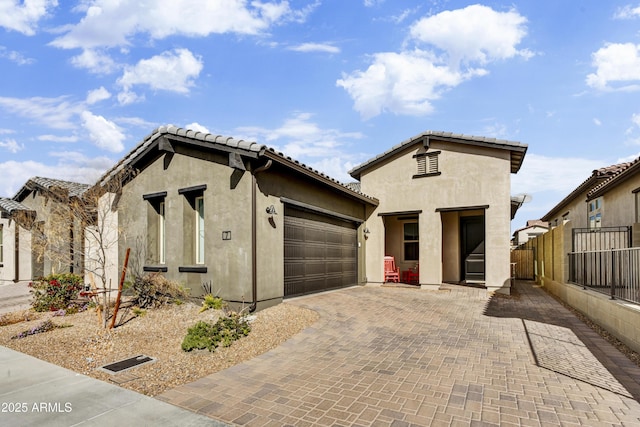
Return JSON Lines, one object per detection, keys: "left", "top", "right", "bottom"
{"left": 384, "top": 256, "right": 400, "bottom": 282}
{"left": 405, "top": 263, "right": 419, "bottom": 284}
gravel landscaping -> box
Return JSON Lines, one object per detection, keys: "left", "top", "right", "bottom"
{"left": 0, "top": 301, "right": 318, "bottom": 397}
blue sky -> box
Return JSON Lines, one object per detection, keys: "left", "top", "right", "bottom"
{"left": 1, "top": 1, "right": 640, "bottom": 232}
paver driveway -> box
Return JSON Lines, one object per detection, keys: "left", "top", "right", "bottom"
{"left": 158, "top": 282, "right": 640, "bottom": 426}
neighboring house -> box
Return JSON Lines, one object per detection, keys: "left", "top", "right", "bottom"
{"left": 586, "top": 157, "right": 640, "bottom": 246}
{"left": 12, "top": 177, "right": 91, "bottom": 278}
{"left": 0, "top": 197, "right": 34, "bottom": 284}
{"left": 96, "top": 125, "right": 378, "bottom": 310}
{"left": 348, "top": 131, "right": 527, "bottom": 295}
{"left": 512, "top": 220, "right": 548, "bottom": 247}
{"left": 541, "top": 163, "right": 630, "bottom": 229}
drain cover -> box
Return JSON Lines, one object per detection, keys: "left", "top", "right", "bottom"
{"left": 100, "top": 355, "right": 156, "bottom": 374}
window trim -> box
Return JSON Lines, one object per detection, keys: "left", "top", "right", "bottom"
{"left": 195, "top": 196, "right": 205, "bottom": 265}
{"left": 158, "top": 201, "right": 165, "bottom": 264}
{"left": 0, "top": 223, "right": 3, "bottom": 265}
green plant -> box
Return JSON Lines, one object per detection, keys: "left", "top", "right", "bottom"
{"left": 29, "top": 273, "right": 84, "bottom": 312}
{"left": 200, "top": 294, "right": 226, "bottom": 312}
{"left": 132, "top": 307, "right": 147, "bottom": 317}
{"left": 181, "top": 313, "right": 251, "bottom": 352}
{"left": 129, "top": 273, "right": 189, "bottom": 308}
{"left": 11, "top": 319, "right": 72, "bottom": 339}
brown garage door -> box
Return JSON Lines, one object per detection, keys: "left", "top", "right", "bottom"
{"left": 284, "top": 207, "right": 358, "bottom": 297}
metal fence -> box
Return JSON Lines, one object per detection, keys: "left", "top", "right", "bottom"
{"left": 569, "top": 247, "right": 640, "bottom": 304}
{"left": 572, "top": 226, "right": 631, "bottom": 252}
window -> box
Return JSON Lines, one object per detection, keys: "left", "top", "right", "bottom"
{"left": 178, "top": 184, "right": 207, "bottom": 268}
{"left": 0, "top": 224, "right": 3, "bottom": 264}
{"left": 635, "top": 190, "right": 640, "bottom": 223}
{"left": 588, "top": 197, "right": 603, "bottom": 229}
{"left": 158, "top": 201, "right": 165, "bottom": 264}
{"left": 195, "top": 196, "right": 205, "bottom": 264}
{"left": 143, "top": 192, "right": 167, "bottom": 266}
{"left": 403, "top": 222, "right": 419, "bottom": 261}
{"left": 413, "top": 151, "right": 441, "bottom": 178}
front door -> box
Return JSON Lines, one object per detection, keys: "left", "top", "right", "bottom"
{"left": 460, "top": 216, "right": 485, "bottom": 281}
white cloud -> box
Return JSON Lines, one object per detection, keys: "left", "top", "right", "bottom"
{"left": 70, "top": 49, "right": 118, "bottom": 74}
{"left": 633, "top": 113, "right": 640, "bottom": 127}
{"left": 338, "top": 5, "right": 531, "bottom": 119}
{"left": 0, "top": 139, "right": 24, "bottom": 153}
{"left": 236, "top": 112, "right": 366, "bottom": 181}
{"left": 409, "top": 5, "right": 533, "bottom": 68}
{"left": 0, "top": 0, "right": 57, "bottom": 36}
{"left": 338, "top": 50, "right": 480, "bottom": 119}
{"left": 586, "top": 43, "right": 640, "bottom": 91}
{"left": 50, "top": 0, "right": 315, "bottom": 50}
{"left": 37, "top": 134, "right": 79, "bottom": 143}
{"left": 80, "top": 111, "right": 126, "bottom": 152}
{"left": 184, "top": 122, "right": 210, "bottom": 133}
{"left": 0, "top": 46, "right": 35, "bottom": 65}
{"left": 614, "top": 4, "right": 640, "bottom": 19}
{"left": 86, "top": 87, "right": 111, "bottom": 105}
{"left": 511, "top": 153, "right": 606, "bottom": 196}
{"left": 593, "top": 118, "right": 602, "bottom": 126}
{"left": 117, "top": 49, "right": 203, "bottom": 96}
{"left": 0, "top": 154, "right": 114, "bottom": 197}
{"left": 116, "top": 90, "right": 145, "bottom": 106}
{"left": 364, "top": 0, "right": 385, "bottom": 7}
{"left": 288, "top": 43, "right": 340, "bottom": 54}
{"left": 0, "top": 95, "right": 82, "bottom": 129}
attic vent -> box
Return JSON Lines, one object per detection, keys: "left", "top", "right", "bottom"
{"left": 413, "top": 151, "right": 441, "bottom": 178}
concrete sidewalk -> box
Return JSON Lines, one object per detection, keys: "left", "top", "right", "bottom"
{"left": 0, "top": 346, "right": 226, "bottom": 427}
{"left": 159, "top": 281, "right": 640, "bottom": 426}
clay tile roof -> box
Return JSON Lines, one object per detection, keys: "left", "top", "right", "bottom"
{"left": 13, "top": 176, "right": 91, "bottom": 202}
{"left": 0, "top": 197, "right": 32, "bottom": 214}
{"left": 96, "top": 125, "right": 378, "bottom": 204}
{"left": 541, "top": 161, "right": 632, "bottom": 221}
{"left": 587, "top": 159, "right": 638, "bottom": 199}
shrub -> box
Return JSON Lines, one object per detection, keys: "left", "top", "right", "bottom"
{"left": 200, "top": 294, "right": 226, "bottom": 312}
{"left": 29, "top": 273, "right": 84, "bottom": 312}
{"left": 129, "top": 273, "right": 189, "bottom": 308}
{"left": 181, "top": 313, "right": 251, "bottom": 352}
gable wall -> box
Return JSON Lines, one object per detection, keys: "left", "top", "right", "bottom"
{"left": 359, "top": 140, "right": 513, "bottom": 291}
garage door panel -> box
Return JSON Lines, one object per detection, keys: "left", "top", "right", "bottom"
{"left": 284, "top": 207, "right": 357, "bottom": 298}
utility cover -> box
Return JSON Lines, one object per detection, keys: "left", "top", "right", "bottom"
{"left": 100, "top": 355, "right": 156, "bottom": 374}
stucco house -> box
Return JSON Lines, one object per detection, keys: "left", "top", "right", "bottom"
{"left": 11, "top": 177, "right": 91, "bottom": 279}
{"left": 0, "top": 197, "right": 34, "bottom": 284}
{"left": 541, "top": 163, "right": 630, "bottom": 229}
{"left": 586, "top": 157, "right": 640, "bottom": 246}
{"left": 349, "top": 131, "right": 527, "bottom": 294}
{"left": 512, "top": 220, "right": 548, "bottom": 247}
{"left": 96, "top": 125, "right": 378, "bottom": 310}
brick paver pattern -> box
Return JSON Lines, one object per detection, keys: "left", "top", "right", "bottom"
{"left": 158, "top": 282, "right": 640, "bottom": 426}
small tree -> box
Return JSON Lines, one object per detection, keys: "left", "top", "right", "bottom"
{"left": 30, "top": 169, "right": 135, "bottom": 327}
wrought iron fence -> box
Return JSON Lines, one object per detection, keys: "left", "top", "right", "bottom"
{"left": 569, "top": 247, "right": 640, "bottom": 304}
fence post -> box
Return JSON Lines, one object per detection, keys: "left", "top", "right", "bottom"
{"left": 610, "top": 248, "right": 616, "bottom": 300}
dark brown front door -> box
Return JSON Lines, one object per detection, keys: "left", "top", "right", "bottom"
{"left": 460, "top": 216, "right": 485, "bottom": 281}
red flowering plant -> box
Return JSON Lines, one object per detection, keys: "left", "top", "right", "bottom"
{"left": 30, "top": 273, "right": 84, "bottom": 313}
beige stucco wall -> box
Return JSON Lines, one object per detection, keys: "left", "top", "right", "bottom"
{"left": 595, "top": 178, "right": 638, "bottom": 228}
{"left": 359, "top": 139, "right": 513, "bottom": 293}
{"left": 19, "top": 191, "right": 77, "bottom": 277}
{"left": 0, "top": 218, "right": 32, "bottom": 284}
{"left": 114, "top": 147, "right": 371, "bottom": 309}
{"left": 545, "top": 192, "right": 589, "bottom": 229}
